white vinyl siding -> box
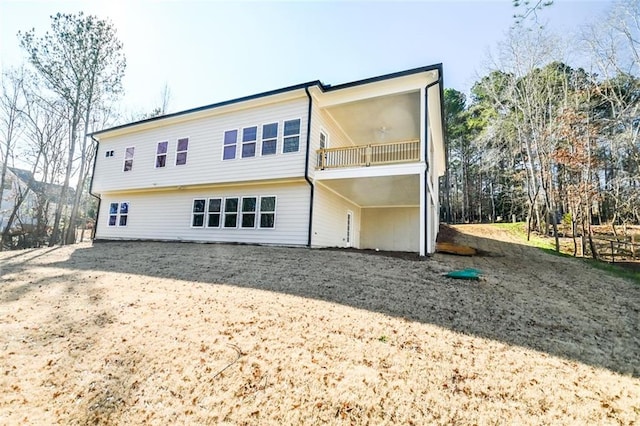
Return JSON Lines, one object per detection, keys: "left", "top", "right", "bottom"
{"left": 93, "top": 96, "right": 308, "bottom": 194}
{"left": 360, "top": 207, "right": 419, "bottom": 252}
{"left": 306, "top": 105, "right": 353, "bottom": 180}
{"left": 95, "top": 182, "right": 309, "bottom": 246}
{"left": 311, "top": 185, "right": 360, "bottom": 248}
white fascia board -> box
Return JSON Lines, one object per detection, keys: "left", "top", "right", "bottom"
{"left": 315, "top": 163, "right": 425, "bottom": 181}
{"left": 427, "top": 84, "right": 446, "bottom": 174}
{"left": 315, "top": 72, "right": 438, "bottom": 108}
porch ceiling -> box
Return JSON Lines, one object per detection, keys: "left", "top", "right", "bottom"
{"left": 325, "top": 91, "right": 420, "bottom": 144}
{"left": 320, "top": 174, "right": 420, "bottom": 207}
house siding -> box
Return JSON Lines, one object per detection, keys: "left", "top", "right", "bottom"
{"left": 96, "top": 181, "right": 310, "bottom": 246}
{"left": 360, "top": 207, "right": 419, "bottom": 252}
{"left": 311, "top": 184, "right": 360, "bottom": 248}
{"left": 306, "top": 106, "right": 354, "bottom": 180}
{"left": 93, "top": 97, "right": 308, "bottom": 194}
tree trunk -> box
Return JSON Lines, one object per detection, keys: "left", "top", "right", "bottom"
{"left": 49, "top": 113, "right": 79, "bottom": 247}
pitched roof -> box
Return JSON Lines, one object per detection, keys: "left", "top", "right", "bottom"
{"left": 90, "top": 64, "right": 443, "bottom": 138}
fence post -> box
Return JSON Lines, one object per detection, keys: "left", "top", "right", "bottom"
{"left": 610, "top": 240, "right": 615, "bottom": 263}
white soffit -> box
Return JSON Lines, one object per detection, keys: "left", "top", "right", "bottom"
{"left": 325, "top": 91, "right": 421, "bottom": 144}
{"left": 320, "top": 174, "right": 420, "bottom": 207}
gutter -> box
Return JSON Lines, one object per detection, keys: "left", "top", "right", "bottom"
{"left": 423, "top": 67, "right": 443, "bottom": 255}
{"left": 88, "top": 135, "right": 101, "bottom": 240}
{"left": 304, "top": 86, "right": 315, "bottom": 247}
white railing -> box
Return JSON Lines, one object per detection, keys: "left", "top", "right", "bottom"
{"left": 317, "top": 139, "right": 420, "bottom": 170}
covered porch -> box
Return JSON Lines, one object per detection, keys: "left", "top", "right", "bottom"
{"left": 311, "top": 171, "right": 426, "bottom": 254}
{"left": 308, "top": 66, "right": 445, "bottom": 255}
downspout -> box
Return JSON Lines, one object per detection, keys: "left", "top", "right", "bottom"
{"left": 304, "top": 86, "right": 315, "bottom": 247}
{"left": 423, "top": 71, "right": 442, "bottom": 255}
{"left": 88, "top": 135, "right": 101, "bottom": 240}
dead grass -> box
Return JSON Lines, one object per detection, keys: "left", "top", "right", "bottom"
{"left": 1, "top": 226, "right": 639, "bottom": 425}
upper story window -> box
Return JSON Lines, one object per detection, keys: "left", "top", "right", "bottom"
{"left": 283, "top": 119, "right": 301, "bottom": 153}
{"left": 223, "top": 130, "right": 238, "bottom": 160}
{"left": 242, "top": 127, "right": 257, "bottom": 158}
{"left": 156, "top": 142, "right": 168, "bottom": 168}
{"left": 123, "top": 147, "right": 135, "bottom": 172}
{"left": 261, "top": 123, "right": 278, "bottom": 156}
{"left": 176, "top": 138, "right": 189, "bottom": 165}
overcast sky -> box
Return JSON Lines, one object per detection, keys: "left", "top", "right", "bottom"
{"left": 1, "top": 0, "right": 611, "bottom": 116}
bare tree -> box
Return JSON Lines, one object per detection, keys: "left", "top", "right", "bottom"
{"left": 0, "top": 67, "right": 26, "bottom": 218}
{"left": 19, "top": 12, "right": 126, "bottom": 246}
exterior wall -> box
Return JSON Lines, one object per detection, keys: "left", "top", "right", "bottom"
{"left": 93, "top": 97, "right": 309, "bottom": 194}
{"left": 306, "top": 105, "right": 354, "bottom": 180}
{"left": 311, "top": 184, "right": 360, "bottom": 248}
{"left": 360, "top": 207, "right": 419, "bottom": 252}
{"left": 95, "top": 181, "right": 310, "bottom": 246}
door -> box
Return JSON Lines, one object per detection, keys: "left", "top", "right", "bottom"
{"left": 319, "top": 130, "right": 328, "bottom": 168}
{"left": 346, "top": 210, "right": 353, "bottom": 247}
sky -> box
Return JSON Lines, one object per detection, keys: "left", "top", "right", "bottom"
{"left": 0, "top": 0, "right": 612, "bottom": 117}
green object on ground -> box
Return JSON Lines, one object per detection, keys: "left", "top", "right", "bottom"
{"left": 445, "top": 268, "right": 482, "bottom": 280}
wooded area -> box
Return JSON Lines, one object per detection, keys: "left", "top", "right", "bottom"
{"left": 442, "top": 0, "right": 640, "bottom": 256}
{"left": 0, "top": 12, "right": 125, "bottom": 249}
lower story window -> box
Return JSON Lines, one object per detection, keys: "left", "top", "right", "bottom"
{"left": 224, "top": 197, "right": 239, "bottom": 228}
{"left": 192, "top": 199, "right": 205, "bottom": 227}
{"left": 108, "top": 202, "right": 129, "bottom": 226}
{"left": 241, "top": 197, "right": 257, "bottom": 228}
{"left": 259, "top": 196, "right": 276, "bottom": 228}
{"left": 190, "top": 195, "right": 276, "bottom": 230}
{"left": 207, "top": 198, "right": 222, "bottom": 227}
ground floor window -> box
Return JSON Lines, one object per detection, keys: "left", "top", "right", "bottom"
{"left": 108, "top": 202, "right": 129, "bottom": 226}
{"left": 241, "top": 197, "right": 257, "bottom": 228}
{"left": 192, "top": 199, "right": 205, "bottom": 227}
{"left": 207, "top": 198, "right": 222, "bottom": 227}
{"left": 190, "top": 195, "right": 277, "bottom": 230}
{"left": 224, "top": 197, "right": 239, "bottom": 228}
{"left": 259, "top": 196, "right": 276, "bottom": 228}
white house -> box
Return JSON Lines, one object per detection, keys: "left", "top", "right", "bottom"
{"left": 90, "top": 65, "right": 446, "bottom": 255}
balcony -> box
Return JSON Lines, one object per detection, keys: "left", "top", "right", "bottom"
{"left": 316, "top": 139, "right": 420, "bottom": 170}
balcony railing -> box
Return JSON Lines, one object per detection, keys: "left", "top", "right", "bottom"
{"left": 317, "top": 139, "right": 420, "bottom": 170}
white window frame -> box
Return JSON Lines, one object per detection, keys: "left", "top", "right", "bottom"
{"left": 123, "top": 146, "right": 135, "bottom": 172}
{"left": 260, "top": 122, "right": 279, "bottom": 156}
{"left": 155, "top": 141, "right": 168, "bottom": 168}
{"left": 207, "top": 197, "right": 222, "bottom": 228}
{"left": 258, "top": 195, "right": 277, "bottom": 229}
{"left": 240, "top": 196, "right": 258, "bottom": 229}
{"left": 319, "top": 129, "right": 329, "bottom": 149}
{"left": 222, "top": 129, "right": 239, "bottom": 161}
{"left": 176, "top": 137, "right": 189, "bottom": 166}
{"left": 108, "top": 201, "right": 129, "bottom": 227}
{"left": 282, "top": 118, "right": 302, "bottom": 154}
{"left": 223, "top": 196, "right": 239, "bottom": 228}
{"left": 191, "top": 198, "right": 206, "bottom": 228}
{"left": 241, "top": 126, "right": 258, "bottom": 158}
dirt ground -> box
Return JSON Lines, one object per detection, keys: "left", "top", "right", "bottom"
{"left": 1, "top": 225, "right": 639, "bottom": 425}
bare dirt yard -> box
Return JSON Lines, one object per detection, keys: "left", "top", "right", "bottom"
{"left": 1, "top": 225, "right": 639, "bottom": 425}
